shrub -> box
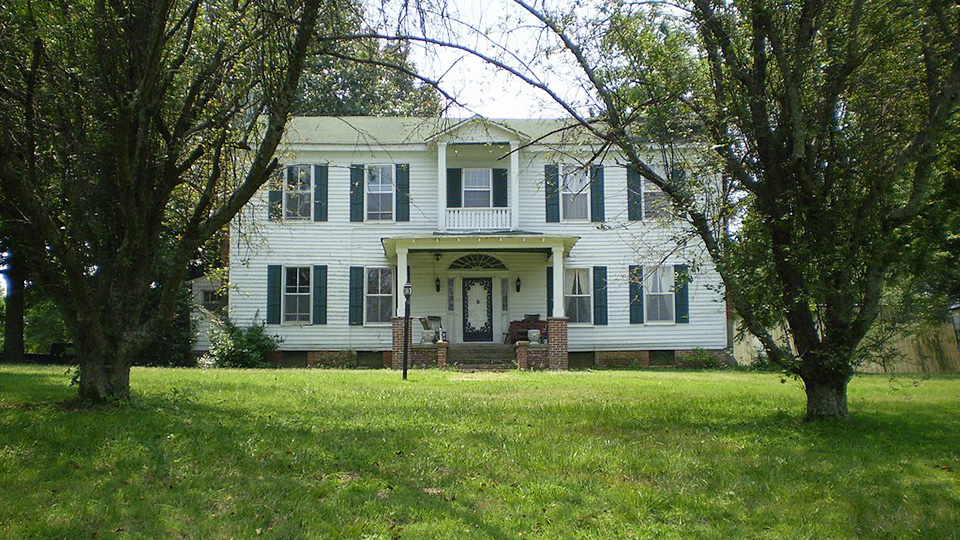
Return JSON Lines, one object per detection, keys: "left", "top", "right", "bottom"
{"left": 201, "top": 318, "right": 280, "bottom": 369}
{"left": 678, "top": 348, "right": 726, "bottom": 369}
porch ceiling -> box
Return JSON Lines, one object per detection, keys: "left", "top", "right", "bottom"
{"left": 382, "top": 233, "right": 579, "bottom": 257}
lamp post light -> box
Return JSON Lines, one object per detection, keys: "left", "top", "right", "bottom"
{"left": 402, "top": 282, "right": 412, "bottom": 381}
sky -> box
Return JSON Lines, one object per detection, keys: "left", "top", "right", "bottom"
{"left": 381, "top": 0, "right": 593, "bottom": 119}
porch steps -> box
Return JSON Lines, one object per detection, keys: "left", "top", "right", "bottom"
{"left": 447, "top": 344, "right": 516, "bottom": 371}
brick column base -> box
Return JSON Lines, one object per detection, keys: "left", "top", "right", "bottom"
{"left": 515, "top": 341, "right": 530, "bottom": 370}
{"left": 437, "top": 341, "right": 448, "bottom": 368}
{"left": 547, "top": 317, "right": 569, "bottom": 370}
{"left": 391, "top": 317, "right": 414, "bottom": 370}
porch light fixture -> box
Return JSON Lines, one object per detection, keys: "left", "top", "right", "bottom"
{"left": 435, "top": 277, "right": 441, "bottom": 293}
{"left": 516, "top": 277, "right": 522, "bottom": 292}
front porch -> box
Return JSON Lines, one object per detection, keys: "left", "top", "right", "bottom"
{"left": 383, "top": 233, "right": 578, "bottom": 370}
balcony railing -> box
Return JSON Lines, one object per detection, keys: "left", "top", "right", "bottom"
{"left": 446, "top": 207, "right": 512, "bottom": 230}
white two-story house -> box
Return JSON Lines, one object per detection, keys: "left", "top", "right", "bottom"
{"left": 223, "top": 116, "right": 728, "bottom": 368}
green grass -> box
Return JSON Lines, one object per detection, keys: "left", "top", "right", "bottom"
{"left": 1, "top": 366, "right": 958, "bottom": 539}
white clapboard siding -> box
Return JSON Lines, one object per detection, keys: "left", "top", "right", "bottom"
{"left": 228, "top": 120, "right": 728, "bottom": 352}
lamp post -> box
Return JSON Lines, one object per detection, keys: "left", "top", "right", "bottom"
{"left": 402, "top": 282, "right": 412, "bottom": 381}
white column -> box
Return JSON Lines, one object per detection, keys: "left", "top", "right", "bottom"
{"left": 438, "top": 142, "right": 447, "bottom": 232}
{"left": 397, "top": 248, "right": 409, "bottom": 317}
{"left": 552, "top": 245, "right": 564, "bottom": 317}
{"left": 510, "top": 140, "right": 520, "bottom": 231}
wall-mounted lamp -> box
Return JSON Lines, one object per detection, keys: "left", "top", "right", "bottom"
{"left": 515, "top": 277, "right": 522, "bottom": 292}
{"left": 435, "top": 277, "right": 441, "bottom": 293}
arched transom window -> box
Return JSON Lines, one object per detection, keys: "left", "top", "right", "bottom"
{"left": 449, "top": 254, "right": 507, "bottom": 271}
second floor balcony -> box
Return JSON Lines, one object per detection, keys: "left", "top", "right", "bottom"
{"left": 446, "top": 207, "right": 512, "bottom": 231}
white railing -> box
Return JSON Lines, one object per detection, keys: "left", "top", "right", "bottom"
{"left": 446, "top": 207, "right": 512, "bottom": 230}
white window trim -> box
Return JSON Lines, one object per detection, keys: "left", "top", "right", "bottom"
{"left": 462, "top": 168, "right": 493, "bottom": 209}
{"left": 365, "top": 164, "right": 396, "bottom": 223}
{"left": 564, "top": 267, "right": 593, "bottom": 325}
{"left": 560, "top": 164, "right": 590, "bottom": 222}
{"left": 364, "top": 266, "right": 395, "bottom": 326}
{"left": 283, "top": 164, "right": 313, "bottom": 221}
{"left": 644, "top": 265, "right": 676, "bottom": 325}
{"left": 282, "top": 265, "right": 313, "bottom": 325}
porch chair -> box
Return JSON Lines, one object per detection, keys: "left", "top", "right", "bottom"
{"left": 418, "top": 316, "right": 444, "bottom": 343}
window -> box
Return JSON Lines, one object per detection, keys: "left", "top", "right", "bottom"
{"left": 644, "top": 178, "right": 672, "bottom": 220}
{"left": 366, "top": 165, "right": 394, "bottom": 221}
{"left": 284, "top": 165, "right": 312, "bottom": 219}
{"left": 283, "top": 266, "right": 311, "bottom": 323}
{"left": 463, "top": 168, "right": 492, "bottom": 208}
{"left": 564, "top": 268, "right": 591, "bottom": 323}
{"left": 645, "top": 265, "right": 675, "bottom": 323}
{"left": 501, "top": 278, "right": 509, "bottom": 312}
{"left": 365, "top": 267, "right": 394, "bottom": 323}
{"left": 561, "top": 165, "right": 589, "bottom": 220}
{"left": 201, "top": 290, "right": 227, "bottom": 311}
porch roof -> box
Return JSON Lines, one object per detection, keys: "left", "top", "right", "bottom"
{"left": 382, "top": 232, "right": 579, "bottom": 257}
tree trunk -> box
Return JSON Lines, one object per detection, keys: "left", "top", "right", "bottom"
{"left": 3, "top": 253, "right": 25, "bottom": 364}
{"left": 802, "top": 375, "right": 850, "bottom": 421}
{"left": 77, "top": 342, "right": 132, "bottom": 403}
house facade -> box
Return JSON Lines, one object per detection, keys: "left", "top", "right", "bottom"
{"left": 224, "top": 116, "right": 728, "bottom": 368}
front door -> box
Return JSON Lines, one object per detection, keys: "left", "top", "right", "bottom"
{"left": 462, "top": 277, "right": 494, "bottom": 342}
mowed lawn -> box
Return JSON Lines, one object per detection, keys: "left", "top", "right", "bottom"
{"left": 1, "top": 366, "right": 958, "bottom": 539}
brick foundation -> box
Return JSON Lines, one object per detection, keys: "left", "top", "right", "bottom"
{"left": 515, "top": 341, "right": 550, "bottom": 370}
{"left": 547, "top": 317, "right": 568, "bottom": 370}
{"left": 596, "top": 350, "right": 650, "bottom": 368}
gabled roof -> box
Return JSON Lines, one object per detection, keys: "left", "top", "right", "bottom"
{"left": 281, "top": 116, "right": 599, "bottom": 146}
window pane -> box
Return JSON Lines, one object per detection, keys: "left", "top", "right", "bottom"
{"left": 366, "top": 297, "right": 392, "bottom": 323}
{"left": 284, "top": 192, "right": 310, "bottom": 218}
{"left": 287, "top": 165, "right": 310, "bottom": 190}
{"left": 563, "top": 193, "right": 588, "bottom": 220}
{"left": 646, "top": 294, "right": 674, "bottom": 322}
{"left": 464, "top": 169, "right": 491, "bottom": 188}
{"left": 644, "top": 191, "right": 671, "bottom": 220}
{"left": 379, "top": 268, "right": 393, "bottom": 294}
{"left": 463, "top": 190, "right": 491, "bottom": 208}
{"left": 562, "top": 167, "right": 589, "bottom": 192}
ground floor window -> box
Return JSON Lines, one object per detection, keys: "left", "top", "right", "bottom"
{"left": 284, "top": 266, "right": 311, "bottom": 323}
{"left": 564, "top": 268, "right": 591, "bottom": 323}
{"left": 645, "top": 265, "right": 675, "bottom": 322}
{"left": 365, "top": 267, "right": 394, "bottom": 323}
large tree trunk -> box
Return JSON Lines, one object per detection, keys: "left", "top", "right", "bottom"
{"left": 801, "top": 374, "right": 850, "bottom": 421}
{"left": 3, "top": 253, "right": 25, "bottom": 364}
{"left": 77, "top": 354, "right": 132, "bottom": 403}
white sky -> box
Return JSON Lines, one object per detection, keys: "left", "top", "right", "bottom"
{"left": 376, "top": 0, "right": 593, "bottom": 118}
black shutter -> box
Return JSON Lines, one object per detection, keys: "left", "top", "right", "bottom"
{"left": 590, "top": 165, "right": 604, "bottom": 222}
{"left": 675, "top": 264, "right": 690, "bottom": 323}
{"left": 350, "top": 165, "right": 364, "bottom": 222}
{"left": 629, "top": 265, "right": 644, "bottom": 324}
{"left": 267, "top": 265, "right": 282, "bottom": 324}
{"left": 268, "top": 190, "right": 282, "bottom": 221}
{"left": 396, "top": 164, "right": 410, "bottom": 221}
{"left": 545, "top": 164, "right": 560, "bottom": 222}
{"left": 349, "top": 266, "right": 364, "bottom": 325}
{"left": 312, "top": 265, "right": 327, "bottom": 324}
{"left": 546, "top": 267, "right": 553, "bottom": 317}
{"left": 446, "top": 168, "right": 462, "bottom": 208}
{"left": 492, "top": 168, "right": 509, "bottom": 207}
{"left": 627, "top": 167, "right": 642, "bottom": 221}
{"left": 313, "top": 165, "right": 327, "bottom": 221}
{"left": 593, "top": 266, "right": 607, "bottom": 325}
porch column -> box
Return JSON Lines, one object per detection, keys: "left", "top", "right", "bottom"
{"left": 396, "top": 247, "right": 408, "bottom": 317}
{"left": 438, "top": 142, "right": 447, "bottom": 232}
{"left": 552, "top": 245, "right": 564, "bottom": 317}
{"left": 510, "top": 140, "right": 520, "bottom": 230}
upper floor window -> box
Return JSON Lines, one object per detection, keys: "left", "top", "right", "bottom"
{"left": 645, "top": 265, "right": 675, "bottom": 323}
{"left": 644, "top": 178, "right": 672, "bottom": 221}
{"left": 463, "top": 169, "right": 492, "bottom": 208}
{"left": 564, "top": 268, "right": 592, "bottom": 323}
{"left": 366, "top": 165, "right": 394, "bottom": 221}
{"left": 284, "top": 165, "right": 312, "bottom": 220}
{"left": 365, "top": 267, "right": 394, "bottom": 323}
{"left": 284, "top": 266, "right": 312, "bottom": 323}
{"left": 561, "top": 165, "right": 590, "bottom": 220}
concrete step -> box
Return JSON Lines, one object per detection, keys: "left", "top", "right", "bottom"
{"left": 447, "top": 344, "right": 515, "bottom": 364}
{"left": 452, "top": 362, "right": 515, "bottom": 372}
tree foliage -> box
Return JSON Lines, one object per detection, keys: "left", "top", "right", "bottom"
{"left": 458, "top": 0, "right": 960, "bottom": 419}
{"left": 0, "top": 0, "right": 345, "bottom": 401}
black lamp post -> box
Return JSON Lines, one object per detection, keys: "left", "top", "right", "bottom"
{"left": 402, "top": 282, "right": 412, "bottom": 381}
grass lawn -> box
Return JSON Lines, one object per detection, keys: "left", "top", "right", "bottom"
{"left": 1, "top": 366, "right": 958, "bottom": 539}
